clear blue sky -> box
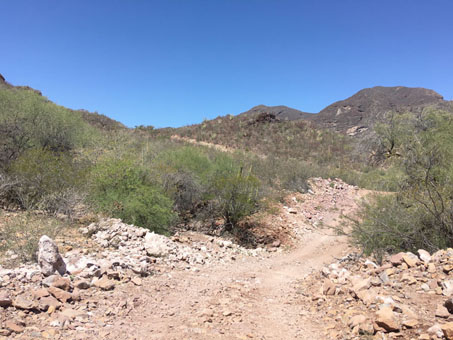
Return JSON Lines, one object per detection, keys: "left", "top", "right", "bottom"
{"left": 1, "top": 1, "right": 452, "bottom": 128}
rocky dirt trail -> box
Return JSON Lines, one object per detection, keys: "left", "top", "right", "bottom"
{"left": 0, "top": 179, "right": 368, "bottom": 339}
{"left": 107, "top": 232, "right": 348, "bottom": 340}
{"left": 91, "top": 180, "right": 366, "bottom": 340}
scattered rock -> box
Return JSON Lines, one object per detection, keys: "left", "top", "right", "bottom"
{"left": 435, "top": 305, "right": 450, "bottom": 318}
{"left": 13, "top": 294, "right": 37, "bottom": 310}
{"left": 402, "top": 253, "right": 419, "bottom": 267}
{"left": 442, "top": 322, "right": 453, "bottom": 340}
{"left": 131, "top": 277, "right": 142, "bottom": 286}
{"left": 446, "top": 298, "right": 453, "bottom": 314}
{"left": 322, "top": 280, "right": 336, "bottom": 295}
{"left": 390, "top": 253, "right": 404, "bottom": 266}
{"left": 5, "top": 320, "right": 24, "bottom": 333}
{"left": 93, "top": 276, "right": 115, "bottom": 291}
{"left": 52, "top": 277, "right": 71, "bottom": 291}
{"left": 375, "top": 306, "right": 400, "bottom": 332}
{"left": 38, "top": 296, "right": 61, "bottom": 311}
{"left": 74, "top": 279, "right": 90, "bottom": 290}
{"left": 418, "top": 249, "right": 431, "bottom": 263}
{"left": 0, "top": 290, "right": 12, "bottom": 308}
{"left": 428, "top": 324, "right": 444, "bottom": 338}
{"left": 48, "top": 286, "right": 72, "bottom": 303}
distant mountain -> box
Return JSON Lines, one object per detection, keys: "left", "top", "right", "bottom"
{"left": 310, "top": 86, "right": 452, "bottom": 136}
{"left": 235, "top": 87, "right": 452, "bottom": 136}
{"left": 238, "top": 105, "right": 313, "bottom": 121}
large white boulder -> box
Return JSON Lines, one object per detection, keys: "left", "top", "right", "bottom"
{"left": 37, "top": 235, "right": 66, "bottom": 277}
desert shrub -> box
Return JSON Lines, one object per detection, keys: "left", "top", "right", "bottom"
{"left": 0, "top": 213, "right": 63, "bottom": 266}
{"left": 89, "top": 158, "right": 175, "bottom": 234}
{"left": 352, "top": 110, "right": 453, "bottom": 261}
{"left": 152, "top": 147, "right": 214, "bottom": 212}
{"left": 7, "top": 148, "right": 86, "bottom": 215}
{"left": 211, "top": 165, "right": 260, "bottom": 231}
{"left": 161, "top": 171, "right": 203, "bottom": 212}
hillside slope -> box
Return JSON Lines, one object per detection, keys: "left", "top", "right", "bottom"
{"left": 0, "top": 73, "right": 125, "bottom": 131}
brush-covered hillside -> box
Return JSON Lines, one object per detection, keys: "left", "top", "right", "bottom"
{"left": 1, "top": 74, "right": 346, "bottom": 254}
{"left": 2, "top": 73, "right": 453, "bottom": 264}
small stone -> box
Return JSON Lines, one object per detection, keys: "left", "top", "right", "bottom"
{"left": 402, "top": 319, "right": 418, "bottom": 328}
{"left": 47, "top": 305, "right": 56, "bottom": 314}
{"left": 0, "top": 290, "right": 12, "bottom": 308}
{"left": 421, "top": 283, "right": 430, "bottom": 292}
{"left": 445, "top": 298, "right": 453, "bottom": 313}
{"left": 418, "top": 249, "right": 431, "bottom": 263}
{"left": 322, "top": 280, "right": 336, "bottom": 295}
{"left": 389, "top": 253, "right": 404, "bottom": 266}
{"left": 427, "top": 263, "right": 437, "bottom": 273}
{"left": 442, "top": 322, "right": 453, "bottom": 340}
{"left": 39, "top": 296, "right": 61, "bottom": 312}
{"left": 52, "top": 277, "right": 71, "bottom": 291}
{"left": 443, "top": 280, "right": 453, "bottom": 296}
{"left": 402, "top": 253, "right": 419, "bottom": 267}
{"left": 93, "top": 276, "right": 115, "bottom": 291}
{"left": 131, "top": 277, "right": 142, "bottom": 286}
{"left": 375, "top": 306, "right": 400, "bottom": 332}
{"left": 74, "top": 279, "right": 90, "bottom": 290}
{"left": 348, "top": 314, "right": 367, "bottom": 328}
{"left": 5, "top": 320, "right": 24, "bottom": 333}
{"left": 435, "top": 305, "right": 450, "bottom": 318}
{"left": 379, "top": 271, "right": 390, "bottom": 284}
{"left": 444, "top": 265, "right": 453, "bottom": 273}
{"left": 32, "top": 288, "right": 50, "bottom": 299}
{"left": 351, "top": 277, "right": 371, "bottom": 293}
{"left": 59, "top": 308, "right": 85, "bottom": 319}
{"left": 71, "top": 288, "right": 81, "bottom": 302}
{"left": 13, "top": 295, "right": 37, "bottom": 310}
{"left": 48, "top": 286, "right": 72, "bottom": 303}
{"left": 428, "top": 324, "right": 444, "bottom": 338}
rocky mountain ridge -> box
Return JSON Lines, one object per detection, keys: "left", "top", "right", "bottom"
{"left": 238, "top": 86, "right": 452, "bottom": 137}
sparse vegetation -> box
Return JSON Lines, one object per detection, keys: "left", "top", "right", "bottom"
{"left": 352, "top": 110, "right": 453, "bottom": 260}
{"left": 0, "top": 212, "right": 63, "bottom": 266}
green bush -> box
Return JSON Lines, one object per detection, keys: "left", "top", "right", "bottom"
{"left": 153, "top": 147, "right": 213, "bottom": 212}
{"left": 352, "top": 110, "right": 453, "bottom": 261}
{"left": 89, "top": 158, "right": 175, "bottom": 234}
{"left": 211, "top": 165, "right": 260, "bottom": 231}
{"left": 7, "top": 148, "right": 85, "bottom": 215}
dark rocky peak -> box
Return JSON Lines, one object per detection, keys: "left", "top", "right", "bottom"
{"left": 312, "top": 86, "right": 448, "bottom": 135}
{"left": 240, "top": 105, "right": 313, "bottom": 121}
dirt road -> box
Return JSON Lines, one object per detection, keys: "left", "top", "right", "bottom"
{"left": 99, "top": 232, "right": 348, "bottom": 340}
{"left": 98, "top": 181, "right": 366, "bottom": 340}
